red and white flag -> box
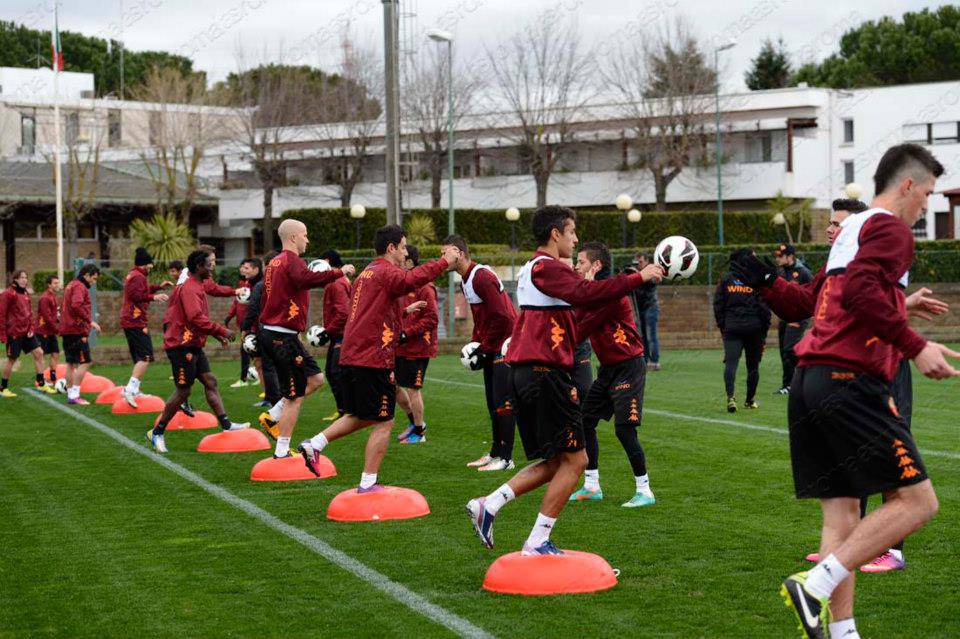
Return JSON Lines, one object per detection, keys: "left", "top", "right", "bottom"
{"left": 51, "top": 3, "right": 63, "bottom": 72}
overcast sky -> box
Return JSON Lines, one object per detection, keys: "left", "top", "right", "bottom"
{"left": 3, "top": 0, "right": 951, "bottom": 90}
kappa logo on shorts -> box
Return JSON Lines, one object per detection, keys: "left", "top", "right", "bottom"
{"left": 563, "top": 427, "right": 579, "bottom": 449}
{"left": 628, "top": 398, "right": 640, "bottom": 422}
{"left": 415, "top": 368, "right": 423, "bottom": 386}
{"left": 892, "top": 438, "right": 920, "bottom": 480}
{"left": 378, "top": 394, "right": 390, "bottom": 418}
{"left": 177, "top": 368, "right": 187, "bottom": 385}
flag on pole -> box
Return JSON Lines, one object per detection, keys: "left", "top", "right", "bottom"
{"left": 51, "top": 3, "right": 63, "bottom": 72}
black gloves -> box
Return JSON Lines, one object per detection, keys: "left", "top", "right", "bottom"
{"left": 731, "top": 252, "right": 778, "bottom": 289}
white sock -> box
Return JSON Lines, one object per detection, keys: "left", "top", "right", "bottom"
{"left": 268, "top": 399, "right": 285, "bottom": 421}
{"left": 359, "top": 472, "right": 378, "bottom": 489}
{"left": 309, "top": 432, "right": 329, "bottom": 451}
{"left": 828, "top": 618, "right": 859, "bottom": 638}
{"left": 583, "top": 469, "right": 600, "bottom": 491}
{"left": 636, "top": 474, "right": 651, "bottom": 493}
{"left": 125, "top": 377, "right": 140, "bottom": 394}
{"left": 889, "top": 548, "right": 904, "bottom": 561}
{"left": 525, "top": 512, "right": 557, "bottom": 548}
{"left": 68, "top": 386, "right": 80, "bottom": 400}
{"left": 806, "top": 553, "right": 850, "bottom": 599}
{"left": 484, "top": 483, "right": 515, "bottom": 515}
{"left": 274, "top": 437, "right": 290, "bottom": 458}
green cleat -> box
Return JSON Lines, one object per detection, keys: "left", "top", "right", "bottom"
{"left": 622, "top": 491, "right": 656, "bottom": 508}
{"left": 727, "top": 396, "right": 737, "bottom": 413}
{"left": 568, "top": 487, "right": 603, "bottom": 502}
{"left": 779, "top": 571, "right": 831, "bottom": 638}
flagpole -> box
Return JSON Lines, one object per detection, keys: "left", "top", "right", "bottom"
{"left": 53, "top": 0, "right": 64, "bottom": 282}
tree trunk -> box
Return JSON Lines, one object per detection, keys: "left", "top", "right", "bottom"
{"left": 431, "top": 150, "right": 442, "bottom": 209}
{"left": 65, "top": 215, "right": 79, "bottom": 265}
{"left": 261, "top": 185, "right": 276, "bottom": 251}
{"left": 534, "top": 171, "right": 549, "bottom": 208}
{"left": 340, "top": 185, "right": 353, "bottom": 208}
{"left": 652, "top": 171, "right": 667, "bottom": 212}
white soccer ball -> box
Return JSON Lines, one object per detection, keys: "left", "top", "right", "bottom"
{"left": 500, "top": 337, "right": 511, "bottom": 357}
{"left": 54, "top": 378, "right": 67, "bottom": 393}
{"left": 247, "top": 366, "right": 259, "bottom": 382}
{"left": 306, "top": 325, "right": 325, "bottom": 347}
{"left": 654, "top": 235, "right": 700, "bottom": 281}
{"left": 460, "top": 341, "right": 481, "bottom": 371}
{"left": 242, "top": 333, "right": 258, "bottom": 354}
{"left": 236, "top": 287, "right": 251, "bottom": 303}
{"left": 307, "top": 258, "right": 331, "bottom": 273}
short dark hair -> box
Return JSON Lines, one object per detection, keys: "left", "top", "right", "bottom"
{"left": 319, "top": 249, "right": 343, "bottom": 268}
{"left": 873, "top": 143, "right": 944, "bottom": 194}
{"left": 242, "top": 257, "right": 262, "bottom": 273}
{"left": 78, "top": 264, "right": 100, "bottom": 279}
{"left": 579, "top": 241, "right": 611, "bottom": 272}
{"left": 374, "top": 224, "right": 405, "bottom": 255}
{"left": 187, "top": 249, "right": 211, "bottom": 274}
{"left": 441, "top": 234, "right": 469, "bottom": 256}
{"left": 831, "top": 198, "right": 868, "bottom": 213}
{"left": 405, "top": 244, "right": 421, "bottom": 266}
{"left": 198, "top": 243, "right": 216, "bottom": 253}
{"left": 45, "top": 274, "right": 59, "bottom": 285}
{"left": 168, "top": 260, "right": 184, "bottom": 271}
{"left": 532, "top": 206, "right": 576, "bottom": 245}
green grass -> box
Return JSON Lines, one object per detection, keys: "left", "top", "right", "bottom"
{"left": 0, "top": 349, "right": 958, "bottom": 638}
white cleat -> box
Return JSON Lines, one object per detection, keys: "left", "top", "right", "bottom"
{"left": 121, "top": 387, "right": 139, "bottom": 409}
{"left": 478, "top": 457, "right": 515, "bottom": 472}
{"left": 223, "top": 421, "right": 250, "bottom": 431}
{"left": 467, "top": 454, "right": 493, "bottom": 468}
{"left": 146, "top": 429, "right": 168, "bottom": 454}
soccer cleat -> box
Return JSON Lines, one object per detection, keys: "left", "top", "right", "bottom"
{"left": 258, "top": 392, "right": 265, "bottom": 399}
{"left": 466, "top": 497, "right": 496, "bottom": 549}
{"left": 860, "top": 551, "right": 905, "bottom": 573}
{"left": 805, "top": 552, "right": 820, "bottom": 563}
{"left": 357, "top": 484, "right": 385, "bottom": 494}
{"left": 272, "top": 451, "right": 293, "bottom": 459}
{"left": 521, "top": 540, "right": 564, "bottom": 556}
{"left": 569, "top": 487, "right": 603, "bottom": 501}
{"left": 179, "top": 401, "right": 195, "bottom": 417}
{"left": 478, "top": 457, "right": 515, "bottom": 472}
{"left": 229, "top": 379, "right": 249, "bottom": 388}
{"left": 258, "top": 412, "right": 279, "bottom": 440}
{"left": 780, "top": 572, "right": 831, "bottom": 639}
{"left": 322, "top": 409, "right": 340, "bottom": 421}
{"left": 67, "top": 397, "right": 89, "bottom": 405}
{"left": 467, "top": 454, "right": 493, "bottom": 468}
{"left": 0, "top": 388, "right": 17, "bottom": 398}
{"left": 222, "top": 421, "right": 250, "bottom": 432}
{"left": 298, "top": 441, "right": 325, "bottom": 477}
{"left": 648, "top": 362, "right": 661, "bottom": 371}
{"left": 401, "top": 433, "right": 426, "bottom": 444}
{"left": 36, "top": 383, "right": 57, "bottom": 394}
{"left": 744, "top": 399, "right": 759, "bottom": 410}
{"left": 622, "top": 491, "right": 656, "bottom": 508}
{"left": 146, "top": 429, "right": 168, "bottom": 454}
{"left": 253, "top": 400, "right": 271, "bottom": 408}
{"left": 121, "top": 387, "right": 139, "bottom": 409}
{"left": 727, "top": 397, "right": 737, "bottom": 413}
{"left": 397, "top": 424, "right": 416, "bottom": 441}
{"left": 775, "top": 387, "right": 791, "bottom": 395}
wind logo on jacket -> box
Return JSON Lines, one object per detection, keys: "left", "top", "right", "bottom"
{"left": 287, "top": 300, "right": 300, "bottom": 320}
{"left": 381, "top": 323, "right": 394, "bottom": 348}
{"left": 726, "top": 284, "right": 754, "bottom": 294}
{"left": 613, "top": 325, "right": 628, "bottom": 345}
{"left": 549, "top": 317, "right": 565, "bottom": 351}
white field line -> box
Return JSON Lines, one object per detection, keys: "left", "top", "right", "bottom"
{"left": 26, "top": 390, "right": 495, "bottom": 639}
{"left": 430, "top": 378, "right": 960, "bottom": 461}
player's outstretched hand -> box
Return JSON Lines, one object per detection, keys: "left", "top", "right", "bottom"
{"left": 222, "top": 329, "right": 236, "bottom": 345}
{"left": 155, "top": 293, "right": 169, "bottom": 303}
{"left": 914, "top": 341, "right": 960, "bottom": 380}
{"left": 639, "top": 263, "right": 664, "bottom": 284}
{"left": 160, "top": 280, "right": 174, "bottom": 288}
{"left": 730, "top": 251, "right": 777, "bottom": 288}
{"left": 441, "top": 245, "right": 462, "bottom": 269}
{"left": 906, "top": 287, "right": 949, "bottom": 321}
{"left": 341, "top": 264, "right": 356, "bottom": 278}
{"left": 91, "top": 322, "right": 102, "bottom": 333}
{"left": 405, "top": 300, "right": 427, "bottom": 314}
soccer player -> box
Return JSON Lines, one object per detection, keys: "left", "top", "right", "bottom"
{"left": 119, "top": 248, "right": 171, "bottom": 408}
{"left": 148, "top": 249, "right": 249, "bottom": 453}
{"left": 36, "top": 274, "right": 61, "bottom": 391}
{"left": 168, "top": 260, "right": 184, "bottom": 283}
{"left": 298, "top": 225, "right": 459, "bottom": 491}
{"left": 771, "top": 244, "right": 813, "bottom": 395}
{"left": 633, "top": 253, "right": 662, "bottom": 371}
{"left": 0, "top": 270, "right": 51, "bottom": 396}
{"left": 713, "top": 249, "right": 771, "bottom": 412}
{"left": 465, "top": 206, "right": 662, "bottom": 556}
{"left": 316, "top": 249, "right": 351, "bottom": 420}
{"left": 60, "top": 264, "right": 101, "bottom": 405}
{"left": 242, "top": 252, "right": 280, "bottom": 409}
{"left": 777, "top": 144, "right": 959, "bottom": 639}
{"left": 394, "top": 245, "right": 439, "bottom": 445}
{"left": 258, "top": 219, "right": 353, "bottom": 457}
{"left": 443, "top": 234, "right": 518, "bottom": 471}
{"left": 225, "top": 258, "right": 261, "bottom": 388}
{"left": 568, "top": 242, "right": 654, "bottom": 507}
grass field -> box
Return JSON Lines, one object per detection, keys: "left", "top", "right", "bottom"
{"left": 1, "top": 346, "right": 958, "bottom": 638}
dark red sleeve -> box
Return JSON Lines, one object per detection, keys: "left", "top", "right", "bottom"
{"left": 575, "top": 299, "right": 621, "bottom": 340}
{"left": 288, "top": 257, "right": 343, "bottom": 290}
{"left": 203, "top": 279, "right": 237, "bottom": 297}
{"left": 383, "top": 259, "right": 448, "bottom": 295}
{"left": 38, "top": 296, "right": 56, "bottom": 331}
{"left": 842, "top": 216, "right": 927, "bottom": 358}
{"left": 0, "top": 291, "right": 8, "bottom": 342}
{"left": 126, "top": 273, "right": 154, "bottom": 304}
{"left": 324, "top": 282, "right": 350, "bottom": 335}
{"left": 474, "top": 272, "right": 513, "bottom": 353}
{"left": 403, "top": 286, "right": 439, "bottom": 337}
{"left": 761, "top": 271, "right": 822, "bottom": 322}
{"left": 532, "top": 259, "right": 643, "bottom": 307}
{"left": 183, "top": 286, "right": 228, "bottom": 338}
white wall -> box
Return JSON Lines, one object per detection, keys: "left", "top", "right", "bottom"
{"left": 0, "top": 67, "right": 93, "bottom": 102}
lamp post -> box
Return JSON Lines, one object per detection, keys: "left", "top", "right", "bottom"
{"left": 506, "top": 206, "right": 520, "bottom": 280}
{"left": 350, "top": 204, "right": 366, "bottom": 251}
{"left": 714, "top": 39, "right": 736, "bottom": 246}
{"left": 427, "top": 28, "right": 456, "bottom": 339}
{"left": 627, "top": 208, "right": 641, "bottom": 248}
{"left": 615, "top": 193, "right": 633, "bottom": 248}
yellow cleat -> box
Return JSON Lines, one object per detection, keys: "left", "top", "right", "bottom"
{"left": 37, "top": 384, "right": 57, "bottom": 394}
{"left": 0, "top": 388, "right": 18, "bottom": 398}
{"left": 322, "top": 409, "right": 341, "bottom": 421}
{"left": 258, "top": 412, "right": 279, "bottom": 440}
{"left": 258, "top": 392, "right": 265, "bottom": 399}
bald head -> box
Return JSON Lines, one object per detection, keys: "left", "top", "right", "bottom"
{"left": 278, "top": 219, "right": 309, "bottom": 255}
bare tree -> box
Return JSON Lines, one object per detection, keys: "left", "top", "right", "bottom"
{"left": 401, "top": 45, "right": 478, "bottom": 208}
{"left": 485, "top": 13, "right": 595, "bottom": 207}
{"left": 602, "top": 18, "right": 716, "bottom": 211}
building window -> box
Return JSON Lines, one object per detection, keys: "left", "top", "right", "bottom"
{"left": 842, "top": 118, "right": 854, "bottom": 143}
{"left": 66, "top": 111, "right": 79, "bottom": 146}
{"left": 20, "top": 115, "right": 35, "bottom": 155}
{"left": 843, "top": 160, "right": 854, "bottom": 184}
{"left": 108, "top": 110, "right": 121, "bottom": 147}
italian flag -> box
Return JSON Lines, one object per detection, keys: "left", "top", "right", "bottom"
{"left": 51, "top": 4, "right": 63, "bottom": 72}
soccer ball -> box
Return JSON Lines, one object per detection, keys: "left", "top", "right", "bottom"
{"left": 247, "top": 366, "right": 259, "bottom": 382}
{"left": 236, "top": 287, "right": 251, "bottom": 303}
{"left": 654, "top": 236, "right": 700, "bottom": 281}
{"left": 307, "top": 258, "right": 331, "bottom": 273}
{"left": 306, "top": 325, "right": 325, "bottom": 347}
{"left": 460, "top": 341, "right": 481, "bottom": 371}
{"left": 54, "top": 378, "right": 68, "bottom": 393}
{"left": 242, "top": 333, "right": 258, "bottom": 354}
{"left": 500, "top": 337, "right": 511, "bottom": 357}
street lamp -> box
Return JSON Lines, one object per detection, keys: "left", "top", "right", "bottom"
{"left": 350, "top": 204, "right": 366, "bottom": 251}
{"left": 506, "top": 206, "right": 520, "bottom": 279}
{"left": 714, "top": 39, "right": 736, "bottom": 246}
{"left": 616, "top": 193, "right": 633, "bottom": 248}
{"left": 427, "top": 28, "right": 457, "bottom": 339}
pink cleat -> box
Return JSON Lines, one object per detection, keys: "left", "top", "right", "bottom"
{"left": 860, "top": 551, "right": 905, "bottom": 573}
{"left": 805, "top": 552, "right": 820, "bottom": 562}
{"left": 68, "top": 397, "right": 90, "bottom": 405}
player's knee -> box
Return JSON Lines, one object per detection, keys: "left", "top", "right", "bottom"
{"left": 911, "top": 482, "right": 939, "bottom": 523}
{"left": 614, "top": 423, "right": 637, "bottom": 443}
{"left": 567, "top": 449, "right": 588, "bottom": 473}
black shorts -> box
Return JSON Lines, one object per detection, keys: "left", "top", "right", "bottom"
{"left": 166, "top": 346, "right": 211, "bottom": 389}
{"left": 395, "top": 357, "right": 429, "bottom": 389}
{"left": 260, "top": 329, "right": 320, "bottom": 399}
{"left": 572, "top": 355, "right": 594, "bottom": 400}
{"left": 483, "top": 355, "right": 514, "bottom": 417}
{"left": 511, "top": 364, "right": 584, "bottom": 461}
{"left": 341, "top": 365, "right": 396, "bottom": 422}
{"left": 5, "top": 335, "right": 39, "bottom": 360}
{"left": 124, "top": 327, "right": 154, "bottom": 363}
{"left": 789, "top": 365, "right": 928, "bottom": 499}
{"left": 582, "top": 357, "right": 646, "bottom": 427}
{"left": 62, "top": 334, "right": 91, "bottom": 365}
{"left": 37, "top": 334, "right": 59, "bottom": 354}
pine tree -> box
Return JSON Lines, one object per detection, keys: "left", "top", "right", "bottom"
{"left": 745, "top": 38, "right": 792, "bottom": 90}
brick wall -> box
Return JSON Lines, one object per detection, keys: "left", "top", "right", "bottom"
{"left": 13, "top": 240, "right": 101, "bottom": 275}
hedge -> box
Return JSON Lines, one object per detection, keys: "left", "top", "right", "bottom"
{"left": 32, "top": 265, "right": 243, "bottom": 293}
